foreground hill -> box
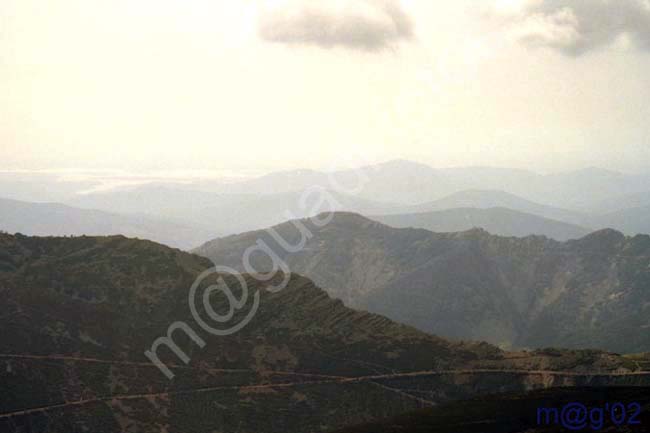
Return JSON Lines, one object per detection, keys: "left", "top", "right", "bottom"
{"left": 332, "top": 386, "right": 650, "bottom": 433}
{"left": 195, "top": 213, "right": 650, "bottom": 352}
{"left": 1, "top": 233, "right": 647, "bottom": 433}
{"left": 0, "top": 197, "right": 212, "bottom": 250}
{"left": 373, "top": 207, "right": 590, "bottom": 241}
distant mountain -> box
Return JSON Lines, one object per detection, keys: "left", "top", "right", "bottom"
{"left": 0, "top": 197, "right": 212, "bottom": 249}
{"left": 374, "top": 207, "right": 590, "bottom": 241}
{"left": 195, "top": 213, "right": 650, "bottom": 352}
{"left": 3, "top": 233, "right": 644, "bottom": 432}
{"left": 592, "top": 204, "right": 650, "bottom": 236}
{"left": 376, "top": 188, "right": 650, "bottom": 238}
{"left": 332, "top": 386, "right": 650, "bottom": 433}
{"left": 206, "top": 161, "right": 650, "bottom": 210}
{"left": 67, "top": 184, "right": 236, "bottom": 223}
{"left": 210, "top": 159, "right": 451, "bottom": 205}
{"left": 3, "top": 161, "right": 648, "bottom": 213}
{"left": 68, "top": 184, "right": 396, "bottom": 236}
{"left": 391, "top": 190, "right": 588, "bottom": 226}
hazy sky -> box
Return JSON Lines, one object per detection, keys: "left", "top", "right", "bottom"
{"left": 2, "top": 0, "right": 650, "bottom": 174}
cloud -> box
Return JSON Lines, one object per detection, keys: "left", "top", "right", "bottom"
{"left": 493, "top": 0, "right": 650, "bottom": 56}
{"left": 258, "top": 0, "right": 414, "bottom": 51}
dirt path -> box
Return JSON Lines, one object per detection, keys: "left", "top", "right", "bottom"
{"left": 0, "top": 353, "right": 345, "bottom": 379}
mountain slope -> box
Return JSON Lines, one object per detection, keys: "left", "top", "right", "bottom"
{"left": 195, "top": 213, "right": 650, "bottom": 352}
{"left": 373, "top": 207, "right": 590, "bottom": 241}
{"left": 0, "top": 197, "right": 212, "bottom": 250}
{"left": 1, "top": 233, "right": 647, "bottom": 433}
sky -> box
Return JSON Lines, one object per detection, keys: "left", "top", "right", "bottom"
{"left": 1, "top": 0, "right": 650, "bottom": 175}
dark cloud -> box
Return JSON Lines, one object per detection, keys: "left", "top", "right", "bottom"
{"left": 258, "top": 0, "right": 414, "bottom": 51}
{"left": 508, "top": 0, "right": 650, "bottom": 56}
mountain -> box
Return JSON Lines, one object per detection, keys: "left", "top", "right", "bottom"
{"left": 209, "top": 160, "right": 451, "bottom": 205}
{"left": 195, "top": 213, "right": 650, "bottom": 352}
{"left": 67, "top": 184, "right": 241, "bottom": 224}
{"left": 1, "top": 233, "right": 647, "bottom": 433}
{"left": 374, "top": 207, "right": 590, "bottom": 241}
{"left": 190, "top": 189, "right": 395, "bottom": 236}
{"left": 591, "top": 204, "right": 650, "bottom": 237}
{"left": 332, "top": 386, "right": 650, "bottom": 433}
{"left": 204, "top": 161, "right": 650, "bottom": 211}
{"left": 4, "top": 162, "right": 648, "bottom": 215}
{"left": 394, "top": 190, "right": 587, "bottom": 226}
{"left": 68, "top": 185, "right": 396, "bottom": 236}
{"left": 0, "top": 197, "right": 212, "bottom": 250}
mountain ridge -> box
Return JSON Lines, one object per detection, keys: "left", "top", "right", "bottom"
{"left": 195, "top": 213, "right": 650, "bottom": 353}
{"left": 0, "top": 196, "right": 214, "bottom": 250}
{"left": 373, "top": 206, "right": 590, "bottom": 241}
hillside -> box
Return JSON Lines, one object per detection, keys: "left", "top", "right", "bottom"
{"left": 373, "top": 207, "right": 590, "bottom": 241}
{"left": 195, "top": 213, "right": 650, "bottom": 352}
{"left": 1, "top": 233, "right": 647, "bottom": 433}
{"left": 0, "top": 197, "right": 213, "bottom": 250}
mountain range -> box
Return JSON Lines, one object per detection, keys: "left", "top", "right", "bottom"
{"left": 67, "top": 185, "right": 395, "bottom": 236}
{"left": 373, "top": 207, "right": 589, "bottom": 241}
{"left": 199, "top": 160, "right": 650, "bottom": 211}
{"left": 390, "top": 189, "right": 587, "bottom": 225}
{"left": 4, "top": 161, "right": 648, "bottom": 249}
{"left": 0, "top": 197, "right": 213, "bottom": 250}
{"left": 195, "top": 213, "right": 650, "bottom": 353}
{"left": 1, "top": 232, "right": 648, "bottom": 433}
{"left": 56, "top": 161, "right": 650, "bottom": 240}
